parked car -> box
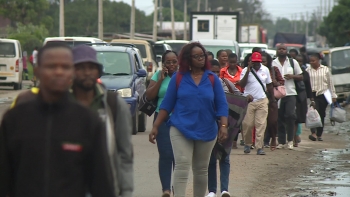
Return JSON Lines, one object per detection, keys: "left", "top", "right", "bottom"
{"left": 92, "top": 44, "right": 147, "bottom": 135}
{"left": 44, "top": 37, "right": 106, "bottom": 47}
{"left": 238, "top": 43, "right": 268, "bottom": 61}
{"left": 111, "top": 39, "right": 158, "bottom": 84}
{"left": 155, "top": 40, "right": 189, "bottom": 54}
{"left": 0, "top": 39, "right": 23, "bottom": 90}
{"left": 153, "top": 42, "right": 172, "bottom": 60}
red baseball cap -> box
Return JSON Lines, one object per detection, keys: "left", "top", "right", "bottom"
{"left": 251, "top": 52, "right": 262, "bottom": 62}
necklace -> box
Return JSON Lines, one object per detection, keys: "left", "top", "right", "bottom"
{"left": 192, "top": 72, "right": 203, "bottom": 79}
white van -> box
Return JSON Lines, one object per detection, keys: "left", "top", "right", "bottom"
{"left": 43, "top": 37, "right": 106, "bottom": 47}
{"left": 0, "top": 39, "right": 23, "bottom": 90}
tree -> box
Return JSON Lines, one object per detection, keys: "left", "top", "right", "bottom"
{"left": 7, "top": 22, "right": 49, "bottom": 52}
{"left": 319, "top": 0, "right": 350, "bottom": 46}
{"left": 0, "top": 0, "right": 52, "bottom": 28}
{"left": 46, "top": 0, "right": 153, "bottom": 36}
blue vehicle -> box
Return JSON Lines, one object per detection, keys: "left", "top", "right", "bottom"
{"left": 92, "top": 45, "right": 147, "bottom": 135}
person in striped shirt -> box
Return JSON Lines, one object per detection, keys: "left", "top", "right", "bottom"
{"left": 306, "top": 53, "right": 337, "bottom": 141}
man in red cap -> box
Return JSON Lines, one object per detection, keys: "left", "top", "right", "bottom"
{"left": 239, "top": 52, "right": 275, "bottom": 155}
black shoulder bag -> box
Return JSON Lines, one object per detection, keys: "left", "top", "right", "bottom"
{"left": 289, "top": 58, "right": 307, "bottom": 102}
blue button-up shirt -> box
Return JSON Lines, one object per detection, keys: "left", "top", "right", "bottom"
{"left": 160, "top": 70, "right": 228, "bottom": 141}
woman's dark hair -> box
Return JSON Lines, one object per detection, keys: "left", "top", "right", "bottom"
{"left": 243, "top": 53, "right": 252, "bottom": 68}
{"left": 310, "top": 52, "right": 321, "bottom": 59}
{"left": 206, "top": 51, "right": 214, "bottom": 58}
{"left": 162, "top": 50, "right": 178, "bottom": 63}
{"left": 252, "top": 47, "right": 261, "bottom": 53}
{"left": 38, "top": 42, "right": 71, "bottom": 66}
{"left": 261, "top": 52, "right": 272, "bottom": 68}
{"left": 225, "top": 49, "right": 233, "bottom": 56}
{"left": 228, "top": 53, "right": 238, "bottom": 59}
{"left": 289, "top": 49, "right": 299, "bottom": 55}
{"left": 216, "top": 49, "right": 226, "bottom": 58}
{"left": 210, "top": 59, "right": 220, "bottom": 67}
{"left": 178, "top": 42, "right": 210, "bottom": 73}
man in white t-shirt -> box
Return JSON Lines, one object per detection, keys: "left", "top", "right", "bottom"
{"left": 32, "top": 47, "right": 38, "bottom": 67}
{"left": 240, "top": 52, "right": 275, "bottom": 155}
{"left": 272, "top": 44, "right": 303, "bottom": 150}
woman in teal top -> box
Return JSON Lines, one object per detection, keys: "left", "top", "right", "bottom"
{"left": 145, "top": 50, "right": 178, "bottom": 197}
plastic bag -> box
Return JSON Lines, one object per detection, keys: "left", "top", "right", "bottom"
{"left": 306, "top": 106, "right": 322, "bottom": 128}
{"left": 330, "top": 103, "right": 347, "bottom": 123}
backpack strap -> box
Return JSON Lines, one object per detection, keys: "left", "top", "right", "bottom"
{"left": 289, "top": 58, "right": 295, "bottom": 74}
{"left": 176, "top": 72, "right": 215, "bottom": 90}
{"left": 221, "top": 78, "right": 234, "bottom": 93}
{"left": 106, "top": 91, "right": 118, "bottom": 122}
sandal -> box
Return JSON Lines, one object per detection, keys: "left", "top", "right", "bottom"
{"left": 309, "top": 135, "right": 316, "bottom": 141}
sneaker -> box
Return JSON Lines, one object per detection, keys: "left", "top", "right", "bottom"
{"left": 287, "top": 141, "right": 293, "bottom": 150}
{"left": 264, "top": 144, "right": 270, "bottom": 148}
{"left": 276, "top": 144, "right": 285, "bottom": 149}
{"left": 240, "top": 140, "right": 245, "bottom": 146}
{"left": 257, "top": 148, "right": 266, "bottom": 155}
{"left": 244, "top": 145, "right": 251, "bottom": 154}
{"left": 250, "top": 145, "right": 255, "bottom": 149}
{"left": 221, "top": 191, "right": 231, "bottom": 197}
{"left": 206, "top": 192, "right": 216, "bottom": 197}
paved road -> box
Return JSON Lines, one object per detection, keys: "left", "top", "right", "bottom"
{"left": 0, "top": 87, "right": 348, "bottom": 197}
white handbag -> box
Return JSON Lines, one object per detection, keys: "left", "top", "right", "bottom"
{"left": 330, "top": 103, "right": 347, "bottom": 124}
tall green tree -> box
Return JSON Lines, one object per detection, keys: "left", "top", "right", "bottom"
{"left": 319, "top": 0, "right": 350, "bottom": 46}
{"left": 0, "top": 0, "right": 52, "bottom": 28}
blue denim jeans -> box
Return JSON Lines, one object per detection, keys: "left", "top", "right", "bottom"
{"left": 154, "top": 112, "right": 174, "bottom": 192}
{"left": 207, "top": 146, "right": 231, "bottom": 193}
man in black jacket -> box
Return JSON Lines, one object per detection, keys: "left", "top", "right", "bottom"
{"left": 0, "top": 42, "right": 117, "bottom": 197}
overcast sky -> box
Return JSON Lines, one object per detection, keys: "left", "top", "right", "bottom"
{"left": 115, "top": 0, "right": 336, "bottom": 20}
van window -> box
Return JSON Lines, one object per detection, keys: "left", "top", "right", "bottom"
{"left": 154, "top": 44, "right": 165, "bottom": 56}
{"left": 0, "top": 42, "right": 16, "bottom": 57}
{"left": 134, "top": 44, "right": 147, "bottom": 58}
{"left": 46, "top": 41, "right": 91, "bottom": 48}
{"left": 331, "top": 49, "right": 350, "bottom": 75}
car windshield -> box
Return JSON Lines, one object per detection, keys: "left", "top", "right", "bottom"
{"left": 96, "top": 51, "right": 131, "bottom": 75}
{"left": 134, "top": 44, "right": 147, "bottom": 58}
{"left": 167, "top": 43, "right": 187, "bottom": 54}
{"left": 202, "top": 45, "right": 236, "bottom": 57}
{"left": 331, "top": 49, "right": 350, "bottom": 75}
{"left": 0, "top": 42, "right": 16, "bottom": 57}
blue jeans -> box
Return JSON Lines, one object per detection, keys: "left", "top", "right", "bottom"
{"left": 154, "top": 112, "right": 174, "bottom": 192}
{"left": 208, "top": 146, "right": 231, "bottom": 193}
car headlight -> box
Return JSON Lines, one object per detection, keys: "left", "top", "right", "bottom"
{"left": 117, "top": 88, "right": 132, "bottom": 97}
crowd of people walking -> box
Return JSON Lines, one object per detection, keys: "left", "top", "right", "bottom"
{"left": 148, "top": 42, "right": 337, "bottom": 197}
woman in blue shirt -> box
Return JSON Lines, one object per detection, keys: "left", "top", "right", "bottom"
{"left": 149, "top": 42, "right": 229, "bottom": 197}
{"left": 145, "top": 50, "right": 178, "bottom": 197}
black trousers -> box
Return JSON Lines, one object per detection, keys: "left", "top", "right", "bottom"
{"left": 310, "top": 93, "right": 328, "bottom": 137}
{"left": 278, "top": 96, "right": 297, "bottom": 144}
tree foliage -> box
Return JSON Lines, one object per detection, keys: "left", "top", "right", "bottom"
{"left": 0, "top": 0, "right": 52, "bottom": 28}
{"left": 7, "top": 22, "right": 49, "bottom": 52}
{"left": 319, "top": 0, "right": 350, "bottom": 46}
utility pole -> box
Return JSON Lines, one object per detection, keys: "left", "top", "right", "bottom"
{"left": 170, "top": 0, "right": 176, "bottom": 39}
{"left": 290, "top": 14, "right": 294, "bottom": 32}
{"left": 324, "top": 0, "right": 327, "bottom": 17}
{"left": 306, "top": 12, "right": 309, "bottom": 38}
{"left": 159, "top": 0, "right": 163, "bottom": 30}
{"left": 130, "top": 0, "right": 135, "bottom": 39}
{"left": 152, "top": 0, "right": 158, "bottom": 41}
{"left": 328, "top": 0, "right": 331, "bottom": 14}
{"left": 294, "top": 14, "right": 297, "bottom": 33}
{"left": 98, "top": 0, "right": 103, "bottom": 39}
{"left": 59, "top": 0, "right": 64, "bottom": 36}
{"left": 183, "top": 0, "right": 187, "bottom": 40}
{"left": 320, "top": 0, "right": 323, "bottom": 17}
{"left": 205, "top": 0, "right": 208, "bottom": 11}
{"left": 197, "top": 0, "right": 201, "bottom": 11}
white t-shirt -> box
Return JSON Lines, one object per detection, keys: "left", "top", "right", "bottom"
{"left": 240, "top": 65, "right": 272, "bottom": 102}
{"left": 32, "top": 50, "right": 38, "bottom": 64}
{"left": 272, "top": 58, "right": 302, "bottom": 96}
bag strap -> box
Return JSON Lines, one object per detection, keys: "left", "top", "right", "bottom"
{"left": 271, "top": 67, "right": 277, "bottom": 82}
{"left": 107, "top": 91, "right": 118, "bottom": 122}
{"left": 176, "top": 72, "right": 214, "bottom": 90}
{"left": 221, "top": 78, "right": 234, "bottom": 93}
{"left": 251, "top": 69, "right": 266, "bottom": 92}
{"left": 289, "top": 58, "right": 295, "bottom": 75}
